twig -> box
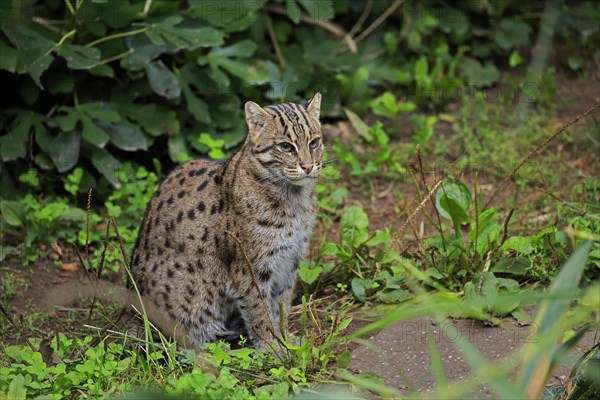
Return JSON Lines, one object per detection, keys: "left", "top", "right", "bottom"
{"left": 85, "top": 188, "right": 92, "bottom": 259}
{"left": 142, "top": 0, "right": 152, "bottom": 16}
{"left": 498, "top": 209, "right": 515, "bottom": 249}
{"left": 579, "top": 182, "right": 586, "bottom": 217}
{"left": 484, "top": 103, "right": 600, "bottom": 209}
{"left": 32, "top": 16, "right": 63, "bottom": 34}
{"left": 265, "top": 14, "right": 286, "bottom": 70}
{"left": 418, "top": 144, "right": 446, "bottom": 249}
{"left": 348, "top": 0, "right": 373, "bottom": 37}
{"left": 473, "top": 172, "right": 479, "bottom": 252}
{"left": 264, "top": 4, "right": 356, "bottom": 53}
{"left": 391, "top": 179, "right": 444, "bottom": 248}
{"left": 0, "top": 303, "right": 37, "bottom": 352}
{"left": 354, "top": 0, "right": 404, "bottom": 43}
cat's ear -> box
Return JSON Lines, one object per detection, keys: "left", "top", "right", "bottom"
{"left": 306, "top": 93, "right": 321, "bottom": 120}
{"left": 245, "top": 101, "right": 270, "bottom": 131}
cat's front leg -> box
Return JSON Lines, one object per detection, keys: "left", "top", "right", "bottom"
{"left": 230, "top": 266, "right": 281, "bottom": 350}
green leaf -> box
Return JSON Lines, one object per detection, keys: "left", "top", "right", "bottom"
{"left": 56, "top": 44, "right": 101, "bottom": 69}
{"left": 459, "top": 58, "right": 500, "bottom": 86}
{"left": 567, "top": 56, "right": 583, "bottom": 71}
{"left": 351, "top": 278, "right": 370, "bottom": 303}
{"left": 517, "top": 242, "right": 592, "bottom": 396}
{"left": 198, "top": 133, "right": 225, "bottom": 159}
{"left": 1, "top": 200, "right": 26, "bottom": 226}
{"left": 145, "top": 60, "right": 181, "bottom": 99}
{"left": 376, "top": 289, "right": 413, "bottom": 304}
{"left": 1, "top": 21, "right": 55, "bottom": 88}
{"left": 209, "top": 40, "right": 257, "bottom": 58}
{"left": 298, "top": 0, "right": 334, "bottom": 20}
{"left": 286, "top": 0, "right": 302, "bottom": 24}
{"left": 509, "top": 50, "right": 524, "bottom": 67}
{"left": 179, "top": 63, "right": 211, "bottom": 124}
{"left": 118, "top": 103, "right": 180, "bottom": 136}
{"left": 189, "top": 0, "right": 266, "bottom": 32}
{"left": 95, "top": 120, "right": 147, "bottom": 151}
{"left": 91, "top": 147, "right": 121, "bottom": 188}
{"left": 298, "top": 265, "right": 322, "bottom": 285}
{"left": 344, "top": 109, "right": 372, "bottom": 142}
{"left": 501, "top": 236, "right": 533, "bottom": 255}
{"left": 80, "top": 114, "right": 110, "bottom": 147}
{"left": 8, "top": 374, "right": 26, "bottom": 400}
{"left": 0, "top": 114, "right": 30, "bottom": 162}
{"left": 494, "top": 18, "right": 531, "bottom": 50}
{"left": 491, "top": 257, "right": 530, "bottom": 276}
{"left": 0, "top": 39, "right": 24, "bottom": 73}
{"left": 337, "top": 350, "right": 351, "bottom": 369}
{"left": 435, "top": 176, "right": 472, "bottom": 220}
{"left": 145, "top": 16, "right": 224, "bottom": 49}
{"left": 48, "top": 130, "right": 80, "bottom": 172}
{"left": 341, "top": 206, "right": 369, "bottom": 248}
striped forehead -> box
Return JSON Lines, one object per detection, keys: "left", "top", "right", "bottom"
{"left": 264, "top": 103, "right": 314, "bottom": 139}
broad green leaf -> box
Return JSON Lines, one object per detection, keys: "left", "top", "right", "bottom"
{"left": 189, "top": 0, "right": 266, "bottom": 32}
{"left": 494, "top": 18, "right": 531, "bottom": 50}
{"left": 0, "top": 113, "right": 30, "bottom": 162}
{"left": 459, "top": 58, "right": 500, "bottom": 86}
{"left": 298, "top": 0, "right": 334, "bottom": 20}
{"left": 491, "top": 257, "right": 530, "bottom": 276}
{"left": 439, "top": 195, "right": 471, "bottom": 229}
{"left": 118, "top": 103, "right": 179, "bottom": 136}
{"left": 344, "top": 108, "right": 372, "bottom": 142}
{"left": 0, "top": 38, "right": 24, "bottom": 73}
{"left": 376, "top": 289, "right": 413, "bottom": 304}
{"left": 208, "top": 56, "right": 269, "bottom": 84}
{"left": 209, "top": 40, "right": 257, "bottom": 58}
{"left": 179, "top": 63, "right": 211, "bottom": 124}
{"left": 501, "top": 236, "right": 534, "bottom": 255}
{"left": 298, "top": 265, "right": 322, "bottom": 285}
{"left": 56, "top": 44, "right": 101, "bottom": 69}
{"left": 2, "top": 21, "right": 55, "bottom": 88}
{"left": 367, "top": 230, "right": 391, "bottom": 247}
{"left": 80, "top": 102, "right": 121, "bottom": 122}
{"left": 7, "top": 374, "right": 26, "bottom": 400}
{"left": 341, "top": 205, "right": 369, "bottom": 248}
{"left": 95, "top": 120, "right": 147, "bottom": 151}
{"left": 80, "top": 114, "right": 110, "bottom": 148}
{"left": 48, "top": 130, "right": 80, "bottom": 172}
{"left": 286, "top": 0, "right": 302, "bottom": 24}
{"left": 1, "top": 200, "right": 26, "bottom": 226}
{"left": 435, "top": 176, "right": 472, "bottom": 220}
{"left": 145, "top": 60, "right": 181, "bottom": 99}
{"left": 91, "top": 147, "right": 121, "bottom": 187}
{"left": 198, "top": 133, "right": 225, "bottom": 159}
{"left": 351, "top": 278, "right": 370, "bottom": 303}
{"left": 125, "top": 33, "right": 176, "bottom": 71}
{"left": 145, "top": 16, "right": 224, "bottom": 49}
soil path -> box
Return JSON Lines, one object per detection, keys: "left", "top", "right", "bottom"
{"left": 348, "top": 315, "right": 597, "bottom": 398}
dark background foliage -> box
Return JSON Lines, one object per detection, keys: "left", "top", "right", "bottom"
{"left": 0, "top": 0, "right": 597, "bottom": 202}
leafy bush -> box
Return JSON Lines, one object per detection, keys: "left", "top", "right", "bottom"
{"left": 1, "top": 0, "right": 598, "bottom": 203}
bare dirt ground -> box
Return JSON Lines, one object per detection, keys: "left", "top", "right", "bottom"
{"left": 348, "top": 315, "right": 598, "bottom": 398}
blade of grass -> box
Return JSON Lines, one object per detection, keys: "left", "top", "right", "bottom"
{"left": 517, "top": 241, "right": 592, "bottom": 399}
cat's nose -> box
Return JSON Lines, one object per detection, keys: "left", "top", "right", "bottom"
{"left": 301, "top": 163, "right": 313, "bottom": 174}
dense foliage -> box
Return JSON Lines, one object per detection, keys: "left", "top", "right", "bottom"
{"left": 1, "top": 0, "right": 597, "bottom": 201}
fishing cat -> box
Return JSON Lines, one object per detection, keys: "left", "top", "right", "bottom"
{"left": 130, "top": 94, "right": 323, "bottom": 350}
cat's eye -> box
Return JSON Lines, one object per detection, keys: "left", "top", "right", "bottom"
{"left": 278, "top": 142, "right": 294, "bottom": 152}
{"left": 309, "top": 138, "right": 321, "bottom": 150}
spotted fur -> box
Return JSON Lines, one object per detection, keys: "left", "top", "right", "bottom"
{"left": 131, "top": 94, "right": 323, "bottom": 349}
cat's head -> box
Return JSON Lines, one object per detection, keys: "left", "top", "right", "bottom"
{"left": 244, "top": 93, "right": 324, "bottom": 187}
